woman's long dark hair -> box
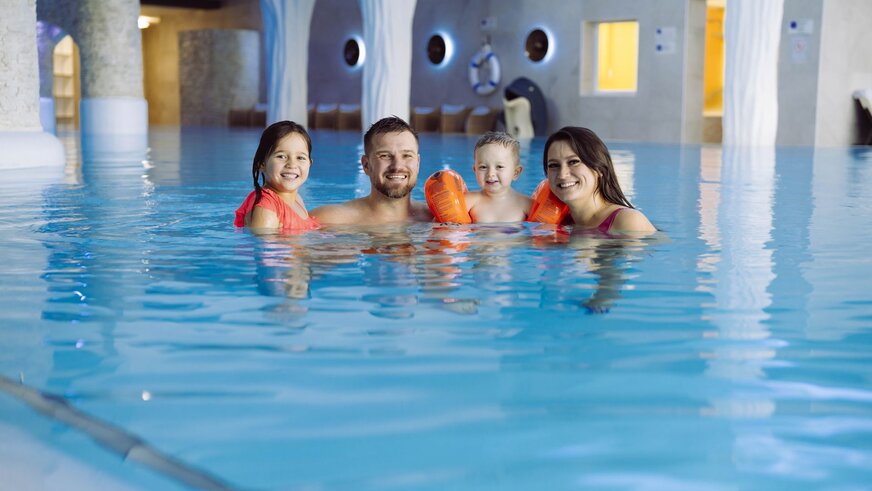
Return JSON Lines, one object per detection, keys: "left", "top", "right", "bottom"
{"left": 252, "top": 120, "right": 312, "bottom": 207}
{"left": 542, "top": 127, "right": 633, "bottom": 209}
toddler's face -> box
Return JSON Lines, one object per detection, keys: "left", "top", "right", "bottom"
{"left": 262, "top": 133, "right": 311, "bottom": 194}
{"left": 473, "top": 144, "right": 521, "bottom": 195}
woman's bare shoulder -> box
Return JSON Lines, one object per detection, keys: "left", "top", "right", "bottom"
{"left": 612, "top": 208, "right": 656, "bottom": 233}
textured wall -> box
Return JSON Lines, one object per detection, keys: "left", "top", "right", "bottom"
{"left": 308, "top": 0, "right": 704, "bottom": 139}
{"left": 307, "top": 0, "right": 363, "bottom": 106}
{"left": 36, "top": 22, "right": 66, "bottom": 98}
{"left": 682, "top": 0, "right": 707, "bottom": 143}
{"left": 776, "top": 0, "right": 822, "bottom": 146}
{"left": 179, "top": 29, "right": 260, "bottom": 126}
{"left": 404, "top": 0, "right": 705, "bottom": 141}
{"left": 814, "top": 0, "right": 872, "bottom": 146}
{"left": 141, "top": 1, "right": 264, "bottom": 125}
{"left": 576, "top": 0, "right": 702, "bottom": 142}
{"left": 76, "top": 0, "right": 142, "bottom": 98}
{"left": 36, "top": 0, "right": 142, "bottom": 98}
{"left": 0, "top": 0, "right": 41, "bottom": 130}
{"left": 360, "top": 0, "right": 417, "bottom": 127}
{"left": 409, "top": 0, "right": 491, "bottom": 111}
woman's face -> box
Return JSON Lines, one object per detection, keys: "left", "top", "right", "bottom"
{"left": 261, "top": 133, "right": 311, "bottom": 194}
{"left": 545, "top": 140, "right": 599, "bottom": 203}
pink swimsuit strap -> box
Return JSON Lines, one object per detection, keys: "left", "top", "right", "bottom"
{"left": 597, "top": 207, "right": 626, "bottom": 233}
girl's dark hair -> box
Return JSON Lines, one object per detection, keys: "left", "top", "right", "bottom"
{"left": 542, "top": 126, "right": 633, "bottom": 209}
{"left": 251, "top": 120, "right": 312, "bottom": 207}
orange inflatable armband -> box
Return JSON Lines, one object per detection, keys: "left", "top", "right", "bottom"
{"left": 526, "top": 179, "right": 569, "bottom": 224}
{"left": 425, "top": 169, "right": 472, "bottom": 224}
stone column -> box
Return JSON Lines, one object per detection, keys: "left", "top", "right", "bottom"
{"left": 0, "top": 0, "right": 65, "bottom": 169}
{"left": 261, "top": 0, "right": 316, "bottom": 126}
{"left": 179, "top": 30, "right": 260, "bottom": 126}
{"left": 359, "top": 0, "right": 417, "bottom": 128}
{"left": 36, "top": 21, "right": 66, "bottom": 135}
{"left": 722, "top": 0, "right": 784, "bottom": 146}
{"left": 74, "top": 0, "right": 147, "bottom": 145}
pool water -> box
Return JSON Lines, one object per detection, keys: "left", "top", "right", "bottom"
{"left": 1, "top": 127, "right": 872, "bottom": 490}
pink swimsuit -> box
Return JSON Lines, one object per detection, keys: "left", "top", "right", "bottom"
{"left": 234, "top": 188, "right": 320, "bottom": 231}
{"left": 597, "top": 207, "right": 625, "bottom": 234}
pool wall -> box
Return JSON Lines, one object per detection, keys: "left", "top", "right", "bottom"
{"left": 305, "top": 0, "right": 872, "bottom": 145}
{"left": 29, "top": 0, "right": 872, "bottom": 145}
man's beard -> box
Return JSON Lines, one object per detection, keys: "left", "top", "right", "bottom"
{"left": 375, "top": 178, "right": 415, "bottom": 199}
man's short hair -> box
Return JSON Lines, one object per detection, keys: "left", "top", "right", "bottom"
{"left": 474, "top": 131, "right": 521, "bottom": 167}
{"left": 363, "top": 116, "right": 419, "bottom": 155}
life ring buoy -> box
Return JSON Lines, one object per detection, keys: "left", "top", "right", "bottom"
{"left": 526, "top": 179, "right": 569, "bottom": 224}
{"left": 468, "top": 44, "right": 501, "bottom": 96}
{"left": 425, "top": 169, "right": 472, "bottom": 224}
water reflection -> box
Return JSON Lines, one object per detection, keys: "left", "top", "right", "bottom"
{"left": 249, "top": 222, "right": 657, "bottom": 325}
{"left": 37, "top": 133, "right": 153, "bottom": 393}
{"left": 695, "top": 146, "right": 778, "bottom": 424}
{"left": 705, "top": 146, "right": 776, "bottom": 383}
{"left": 805, "top": 147, "right": 872, "bottom": 340}
{"left": 696, "top": 146, "right": 721, "bottom": 281}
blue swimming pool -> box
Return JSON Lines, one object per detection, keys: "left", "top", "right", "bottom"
{"left": 1, "top": 127, "right": 871, "bottom": 490}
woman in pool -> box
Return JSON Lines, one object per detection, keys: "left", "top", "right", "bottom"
{"left": 544, "top": 126, "right": 655, "bottom": 234}
{"left": 235, "top": 121, "right": 319, "bottom": 231}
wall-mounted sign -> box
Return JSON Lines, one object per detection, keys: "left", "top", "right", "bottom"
{"left": 791, "top": 35, "right": 809, "bottom": 64}
{"left": 787, "top": 19, "right": 814, "bottom": 35}
{"left": 655, "top": 26, "right": 676, "bottom": 55}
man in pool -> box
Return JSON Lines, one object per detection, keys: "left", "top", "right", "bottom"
{"left": 311, "top": 116, "right": 433, "bottom": 225}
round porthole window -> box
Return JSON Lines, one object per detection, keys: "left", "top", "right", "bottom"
{"left": 525, "top": 28, "right": 549, "bottom": 62}
{"left": 427, "top": 34, "right": 447, "bottom": 65}
{"left": 343, "top": 38, "right": 361, "bottom": 67}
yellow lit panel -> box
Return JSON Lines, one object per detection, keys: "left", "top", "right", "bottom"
{"left": 597, "top": 21, "right": 638, "bottom": 92}
{"left": 703, "top": 6, "right": 725, "bottom": 115}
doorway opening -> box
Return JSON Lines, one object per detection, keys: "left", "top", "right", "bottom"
{"left": 703, "top": 0, "right": 725, "bottom": 143}
{"left": 53, "top": 35, "right": 80, "bottom": 129}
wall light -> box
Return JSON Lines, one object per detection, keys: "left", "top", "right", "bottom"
{"left": 138, "top": 16, "right": 160, "bottom": 30}
{"left": 428, "top": 31, "right": 454, "bottom": 68}
{"left": 524, "top": 25, "right": 556, "bottom": 64}
{"left": 343, "top": 35, "right": 365, "bottom": 69}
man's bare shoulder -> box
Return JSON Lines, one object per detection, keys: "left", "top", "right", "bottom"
{"left": 310, "top": 199, "right": 368, "bottom": 225}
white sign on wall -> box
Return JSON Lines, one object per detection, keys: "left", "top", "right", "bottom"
{"left": 787, "top": 19, "right": 814, "bottom": 35}
{"left": 655, "top": 26, "right": 676, "bottom": 55}
{"left": 791, "top": 35, "right": 809, "bottom": 64}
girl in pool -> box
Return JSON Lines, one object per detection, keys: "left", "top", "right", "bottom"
{"left": 235, "top": 121, "right": 319, "bottom": 231}
{"left": 544, "top": 126, "right": 655, "bottom": 234}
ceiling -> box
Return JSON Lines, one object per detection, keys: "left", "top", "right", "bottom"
{"left": 140, "top": 0, "right": 221, "bottom": 9}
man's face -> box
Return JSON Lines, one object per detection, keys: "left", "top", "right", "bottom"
{"left": 362, "top": 131, "right": 420, "bottom": 199}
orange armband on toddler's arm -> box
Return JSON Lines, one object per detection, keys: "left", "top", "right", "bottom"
{"left": 526, "top": 179, "right": 569, "bottom": 224}
{"left": 425, "top": 169, "right": 473, "bottom": 224}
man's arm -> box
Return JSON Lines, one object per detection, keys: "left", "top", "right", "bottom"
{"left": 310, "top": 202, "right": 361, "bottom": 225}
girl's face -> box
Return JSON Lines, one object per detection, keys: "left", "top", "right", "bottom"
{"left": 545, "top": 140, "right": 600, "bottom": 203}
{"left": 261, "top": 133, "right": 311, "bottom": 194}
{"left": 473, "top": 144, "right": 521, "bottom": 196}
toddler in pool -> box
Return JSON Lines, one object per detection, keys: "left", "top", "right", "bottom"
{"left": 464, "top": 131, "right": 532, "bottom": 223}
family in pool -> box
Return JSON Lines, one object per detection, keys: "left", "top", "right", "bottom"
{"left": 235, "top": 116, "right": 656, "bottom": 234}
